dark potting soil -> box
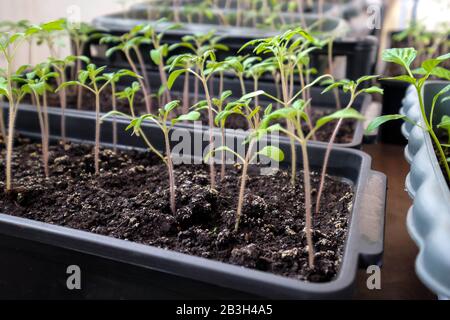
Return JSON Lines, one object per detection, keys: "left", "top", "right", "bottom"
{"left": 0, "top": 137, "right": 353, "bottom": 282}
{"left": 27, "top": 87, "right": 356, "bottom": 144}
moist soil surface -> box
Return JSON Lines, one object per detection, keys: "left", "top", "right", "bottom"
{"left": 0, "top": 137, "right": 354, "bottom": 282}
{"left": 30, "top": 87, "right": 357, "bottom": 144}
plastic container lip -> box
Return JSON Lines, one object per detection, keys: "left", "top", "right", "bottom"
{"left": 0, "top": 102, "right": 386, "bottom": 298}
{"left": 29, "top": 65, "right": 373, "bottom": 149}
{"left": 403, "top": 81, "right": 450, "bottom": 299}
{"left": 421, "top": 81, "right": 450, "bottom": 197}
{"left": 92, "top": 9, "right": 349, "bottom": 40}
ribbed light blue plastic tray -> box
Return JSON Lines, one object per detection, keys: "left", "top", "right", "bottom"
{"left": 400, "top": 81, "right": 450, "bottom": 299}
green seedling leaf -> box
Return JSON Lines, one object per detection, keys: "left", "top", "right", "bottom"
{"left": 256, "top": 146, "right": 284, "bottom": 162}
{"left": 167, "top": 69, "right": 185, "bottom": 89}
{"left": 56, "top": 81, "right": 80, "bottom": 92}
{"left": 241, "top": 90, "right": 265, "bottom": 100}
{"left": 247, "top": 106, "right": 261, "bottom": 120}
{"left": 164, "top": 100, "right": 180, "bottom": 112}
{"left": 105, "top": 46, "right": 121, "bottom": 57}
{"left": 365, "top": 114, "right": 415, "bottom": 133}
{"left": 430, "top": 67, "right": 450, "bottom": 81}
{"left": 421, "top": 53, "right": 450, "bottom": 73}
{"left": 0, "top": 77, "right": 10, "bottom": 98}
{"left": 150, "top": 49, "right": 162, "bottom": 65}
{"left": 381, "top": 75, "right": 416, "bottom": 85}
{"left": 382, "top": 48, "right": 417, "bottom": 71}
{"left": 100, "top": 110, "right": 132, "bottom": 122}
{"left": 40, "top": 19, "right": 65, "bottom": 31}
{"left": 204, "top": 146, "right": 242, "bottom": 163}
{"left": 363, "top": 86, "right": 384, "bottom": 94}
{"left": 220, "top": 90, "right": 232, "bottom": 102}
{"left": 321, "top": 82, "right": 342, "bottom": 94}
{"left": 356, "top": 75, "right": 380, "bottom": 85}
{"left": 316, "top": 108, "right": 365, "bottom": 130}
{"left": 437, "top": 115, "right": 450, "bottom": 133}
{"left": 264, "top": 104, "right": 273, "bottom": 116}
{"left": 215, "top": 109, "right": 238, "bottom": 126}
{"left": 173, "top": 111, "right": 201, "bottom": 124}
{"left": 433, "top": 84, "right": 450, "bottom": 107}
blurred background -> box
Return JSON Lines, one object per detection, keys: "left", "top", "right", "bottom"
{"left": 0, "top": 0, "right": 448, "bottom": 67}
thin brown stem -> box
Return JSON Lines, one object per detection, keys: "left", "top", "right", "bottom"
{"left": 76, "top": 42, "right": 85, "bottom": 110}
{"left": 182, "top": 71, "right": 190, "bottom": 114}
{"left": 111, "top": 82, "right": 117, "bottom": 153}
{"left": 56, "top": 70, "right": 67, "bottom": 143}
{"left": 158, "top": 61, "right": 171, "bottom": 104}
{"left": 0, "top": 98, "right": 6, "bottom": 141}
{"left": 173, "top": 0, "right": 181, "bottom": 23}
{"left": 134, "top": 47, "right": 152, "bottom": 100}
{"left": 164, "top": 129, "right": 176, "bottom": 215}
{"left": 194, "top": 65, "right": 200, "bottom": 104}
{"left": 315, "top": 95, "right": 355, "bottom": 214}
{"left": 34, "top": 93, "right": 49, "bottom": 177}
{"left": 5, "top": 105, "right": 15, "bottom": 191}
{"left": 253, "top": 76, "right": 259, "bottom": 108}
{"left": 235, "top": 139, "right": 255, "bottom": 232}
{"left": 238, "top": 74, "right": 246, "bottom": 96}
{"left": 220, "top": 126, "right": 226, "bottom": 181}
{"left": 300, "top": 140, "right": 314, "bottom": 268}
{"left": 298, "top": 64, "right": 317, "bottom": 140}
{"left": 298, "top": 0, "right": 307, "bottom": 29}
{"left": 125, "top": 50, "right": 152, "bottom": 113}
{"left": 327, "top": 39, "right": 342, "bottom": 110}
{"left": 5, "top": 59, "right": 15, "bottom": 192}
{"left": 202, "top": 78, "right": 217, "bottom": 190}
{"left": 219, "top": 71, "right": 224, "bottom": 98}
{"left": 279, "top": 62, "right": 297, "bottom": 185}
{"left": 94, "top": 90, "right": 101, "bottom": 175}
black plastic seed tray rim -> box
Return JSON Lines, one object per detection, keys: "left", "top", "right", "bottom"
{"left": 37, "top": 65, "right": 375, "bottom": 149}
{"left": 87, "top": 12, "right": 377, "bottom": 82}
{"left": 130, "top": 0, "right": 367, "bottom": 20}
{"left": 92, "top": 10, "right": 349, "bottom": 40}
{"left": 0, "top": 103, "right": 386, "bottom": 299}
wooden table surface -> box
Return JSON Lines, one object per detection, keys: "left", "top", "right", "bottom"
{"left": 353, "top": 143, "right": 436, "bottom": 300}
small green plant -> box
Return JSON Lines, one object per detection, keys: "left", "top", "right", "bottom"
{"left": 315, "top": 76, "right": 383, "bottom": 213}
{"left": 367, "top": 48, "right": 450, "bottom": 181}
{"left": 57, "top": 64, "right": 139, "bottom": 174}
{"left": 48, "top": 55, "right": 90, "bottom": 143}
{"left": 0, "top": 20, "right": 63, "bottom": 191}
{"left": 102, "top": 90, "right": 200, "bottom": 214}
{"left": 168, "top": 31, "right": 228, "bottom": 105}
{"left": 206, "top": 101, "right": 284, "bottom": 232}
{"left": 144, "top": 19, "right": 181, "bottom": 105}
{"left": 224, "top": 55, "right": 259, "bottom": 96}
{"left": 102, "top": 71, "right": 133, "bottom": 153}
{"left": 239, "top": 28, "right": 331, "bottom": 185}
{"left": 34, "top": 18, "right": 66, "bottom": 59}
{"left": 101, "top": 25, "right": 154, "bottom": 113}
{"left": 258, "top": 98, "right": 365, "bottom": 269}
{"left": 64, "top": 21, "right": 96, "bottom": 110}
{"left": 193, "top": 90, "right": 236, "bottom": 181}
{"left": 21, "top": 63, "right": 59, "bottom": 177}
{"left": 168, "top": 46, "right": 226, "bottom": 190}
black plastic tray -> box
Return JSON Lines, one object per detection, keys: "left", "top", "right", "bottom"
{"left": 130, "top": 0, "right": 336, "bottom": 15}
{"left": 88, "top": 10, "right": 378, "bottom": 82}
{"left": 53, "top": 67, "right": 374, "bottom": 149}
{"left": 0, "top": 104, "right": 386, "bottom": 299}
